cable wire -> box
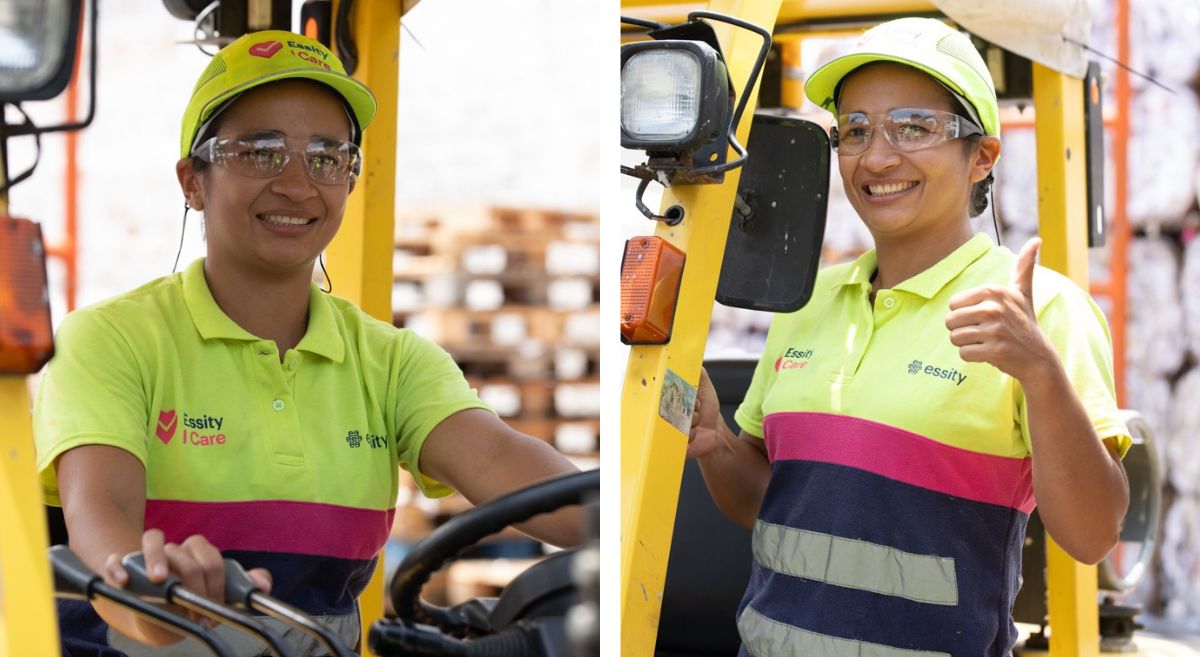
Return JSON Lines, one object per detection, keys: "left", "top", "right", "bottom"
{"left": 172, "top": 203, "right": 189, "bottom": 273}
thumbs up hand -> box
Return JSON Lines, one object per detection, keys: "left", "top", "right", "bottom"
{"left": 944, "top": 238, "right": 1051, "bottom": 382}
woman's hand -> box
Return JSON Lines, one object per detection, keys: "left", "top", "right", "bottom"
{"left": 944, "top": 238, "right": 1052, "bottom": 382}
{"left": 100, "top": 530, "right": 272, "bottom": 639}
{"left": 687, "top": 368, "right": 723, "bottom": 458}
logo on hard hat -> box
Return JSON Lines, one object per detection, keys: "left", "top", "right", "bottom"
{"left": 249, "top": 41, "right": 283, "bottom": 59}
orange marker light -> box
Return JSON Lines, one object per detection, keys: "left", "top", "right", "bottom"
{"left": 0, "top": 216, "right": 54, "bottom": 373}
{"left": 620, "top": 236, "right": 685, "bottom": 345}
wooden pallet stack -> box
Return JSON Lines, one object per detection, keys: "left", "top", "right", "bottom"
{"left": 387, "top": 205, "right": 600, "bottom": 606}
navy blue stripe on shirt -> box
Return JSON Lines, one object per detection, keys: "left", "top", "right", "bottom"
{"left": 223, "top": 550, "right": 377, "bottom": 616}
{"left": 740, "top": 460, "right": 1026, "bottom": 655}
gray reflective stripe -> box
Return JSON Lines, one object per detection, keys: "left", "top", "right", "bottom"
{"left": 110, "top": 609, "right": 360, "bottom": 657}
{"left": 753, "top": 520, "right": 958, "bottom": 606}
{"left": 738, "top": 605, "right": 951, "bottom": 657}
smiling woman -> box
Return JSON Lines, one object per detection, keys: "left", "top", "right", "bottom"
{"left": 180, "top": 80, "right": 356, "bottom": 297}
{"left": 32, "top": 29, "right": 585, "bottom": 657}
{"left": 686, "top": 17, "right": 1131, "bottom": 655}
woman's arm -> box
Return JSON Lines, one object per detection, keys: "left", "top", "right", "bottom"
{"left": 1021, "top": 360, "right": 1128, "bottom": 564}
{"left": 418, "top": 409, "right": 585, "bottom": 548}
{"left": 57, "top": 445, "right": 272, "bottom": 645}
{"left": 945, "top": 238, "right": 1128, "bottom": 563}
{"left": 687, "top": 368, "right": 772, "bottom": 529}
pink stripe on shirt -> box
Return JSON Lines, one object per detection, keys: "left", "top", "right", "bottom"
{"left": 145, "top": 499, "right": 395, "bottom": 560}
{"left": 764, "top": 412, "right": 1034, "bottom": 513}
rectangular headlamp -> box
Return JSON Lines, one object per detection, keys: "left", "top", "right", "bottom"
{"left": 0, "top": 0, "right": 81, "bottom": 102}
{"left": 620, "top": 40, "right": 731, "bottom": 154}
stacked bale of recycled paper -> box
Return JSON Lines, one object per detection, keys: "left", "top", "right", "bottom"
{"left": 1123, "top": 0, "right": 1200, "bottom": 621}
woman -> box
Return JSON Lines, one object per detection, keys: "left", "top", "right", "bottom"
{"left": 34, "top": 30, "right": 581, "bottom": 656}
{"left": 688, "top": 17, "right": 1129, "bottom": 655}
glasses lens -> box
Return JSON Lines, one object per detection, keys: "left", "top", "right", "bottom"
{"left": 304, "top": 139, "right": 361, "bottom": 184}
{"left": 218, "top": 134, "right": 288, "bottom": 178}
{"left": 834, "top": 113, "right": 871, "bottom": 155}
{"left": 885, "top": 108, "right": 947, "bottom": 151}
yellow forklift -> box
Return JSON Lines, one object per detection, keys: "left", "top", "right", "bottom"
{"left": 0, "top": 2, "right": 598, "bottom": 656}
{"left": 618, "top": 1, "right": 1192, "bottom": 655}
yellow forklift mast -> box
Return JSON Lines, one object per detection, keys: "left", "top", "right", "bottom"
{"left": 618, "top": 1, "right": 1194, "bottom": 656}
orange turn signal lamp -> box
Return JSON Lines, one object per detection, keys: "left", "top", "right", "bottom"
{"left": 0, "top": 215, "right": 54, "bottom": 374}
{"left": 620, "top": 236, "right": 685, "bottom": 345}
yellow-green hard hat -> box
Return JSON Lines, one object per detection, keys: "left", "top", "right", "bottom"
{"left": 804, "top": 17, "right": 1000, "bottom": 138}
{"left": 180, "top": 30, "right": 377, "bottom": 157}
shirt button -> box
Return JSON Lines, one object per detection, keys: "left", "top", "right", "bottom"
{"left": 272, "top": 399, "right": 285, "bottom": 411}
{"left": 883, "top": 297, "right": 896, "bottom": 309}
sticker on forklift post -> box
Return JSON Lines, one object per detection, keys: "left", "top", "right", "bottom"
{"left": 659, "top": 369, "right": 697, "bottom": 436}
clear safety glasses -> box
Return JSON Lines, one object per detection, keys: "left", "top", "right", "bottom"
{"left": 192, "top": 130, "right": 362, "bottom": 185}
{"left": 831, "top": 107, "right": 984, "bottom": 156}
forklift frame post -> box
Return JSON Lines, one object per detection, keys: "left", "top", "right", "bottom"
{"left": 0, "top": 139, "right": 61, "bottom": 657}
{"left": 620, "top": 2, "right": 783, "bottom": 656}
{"left": 326, "top": 1, "right": 403, "bottom": 653}
{"left": 1034, "top": 60, "right": 1101, "bottom": 657}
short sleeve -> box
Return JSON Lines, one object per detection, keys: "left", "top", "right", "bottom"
{"left": 733, "top": 320, "right": 785, "bottom": 440}
{"left": 34, "top": 309, "right": 151, "bottom": 505}
{"left": 392, "top": 331, "right": 493, "bottom": 498}
{"left": 1020, "top": 278, "right": 1131, "bottom": 458}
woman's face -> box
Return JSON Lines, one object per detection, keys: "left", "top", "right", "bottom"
{"left": 179, "top": 79, "right": 355, "bottom": 277}
{"left": 835, "top": 62, "right": 998, "bottom": 242}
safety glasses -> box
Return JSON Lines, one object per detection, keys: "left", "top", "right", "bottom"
{"left": 831, "top": 107, "right": 984, "bottom": 156}
{"left": 192, "top": 130, "right": 362, "bottom": 185}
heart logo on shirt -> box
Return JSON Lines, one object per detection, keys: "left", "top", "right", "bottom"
{"left": 156, "top": 410, "right": 178, "bottom": 445}
{"left": 248, "top": 41, "right": 283, "bottom": 59}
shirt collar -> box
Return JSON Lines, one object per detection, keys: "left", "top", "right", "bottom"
{"left": 181, "top": 258, "right": 345, "bottom": 362}
{"left": 295, "top": 286, "right": 345, "bottom": 362}
{"left": 830, "top": 233, "right": 994, "bottom": 299}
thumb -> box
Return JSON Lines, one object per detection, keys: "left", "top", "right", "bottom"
{"left": 1011, "top": 237, "right": 1040, "bottom": 299}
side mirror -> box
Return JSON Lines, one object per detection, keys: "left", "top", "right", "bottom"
{"left": 716, "top": 112, "right": 830, "bottom": 313}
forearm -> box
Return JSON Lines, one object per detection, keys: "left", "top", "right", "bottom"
{"left": 696, "top": 423, "right": 771, "bottom": 529}
{"left": 1024, "top": 361, "right": 1129, "bottom": 564}
{"left": 421, "top": 409, "right": 591, "bottom": 548}
{"left": 65, "top": 500, "right": 181, "bottom": 645}
{"left": 465, "top": 434, "right": 585, "bottom": 548}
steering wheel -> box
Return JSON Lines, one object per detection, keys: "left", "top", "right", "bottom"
{"left": 370, "top": 469, "right": 599, "bottom": 657}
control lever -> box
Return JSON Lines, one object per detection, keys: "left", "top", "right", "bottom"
{"left": 48, "top": 545, "right": 236, "bottom": 657}
{"left": 121, "top": 553, "right": 298, "bottom": 657}
{"left": 223, "top": 558, "right": 357, "bottom": 657}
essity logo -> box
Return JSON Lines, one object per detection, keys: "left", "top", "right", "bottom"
{"left": 249, "top": 40, "right": 283, "bottom": 58}
{"left": 774, "top": 347, "right": 814, "bottom": 372}
{"left": 156, "top": 410, "right": 178, "bottom": 444}
{"left": 156, "top": 409, "right": 228, "bottom": 447}
{"left": 346, "top": 430, "right": 388, "bottom": 449}
{"left": 907, "top": 359, "right": 967, "bottom": 386}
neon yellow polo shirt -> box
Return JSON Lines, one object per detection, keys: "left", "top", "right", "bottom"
{"left": 736, "top": 232, "right": 1129, "bottom": 457}
{"left": 35, "top": 258, "right": 491, "bottom": 618}
{"left": 732, "top": 233, "right": 1129, "bottom": 655}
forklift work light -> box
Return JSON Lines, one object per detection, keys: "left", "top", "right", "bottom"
{"left": 0, "top": 0, "right": 81, "bottom": 102}
{"left": 620, "top": 236, "right": 685, "bottom": 345}
{"left": 620, "top": 12, "right": 771, "bottom": 224}
{"left": 0, "top": 216, "right": 53, "bottom": 374}
{"left": 621, "top": 42, "right": 728, "bottom": 150}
